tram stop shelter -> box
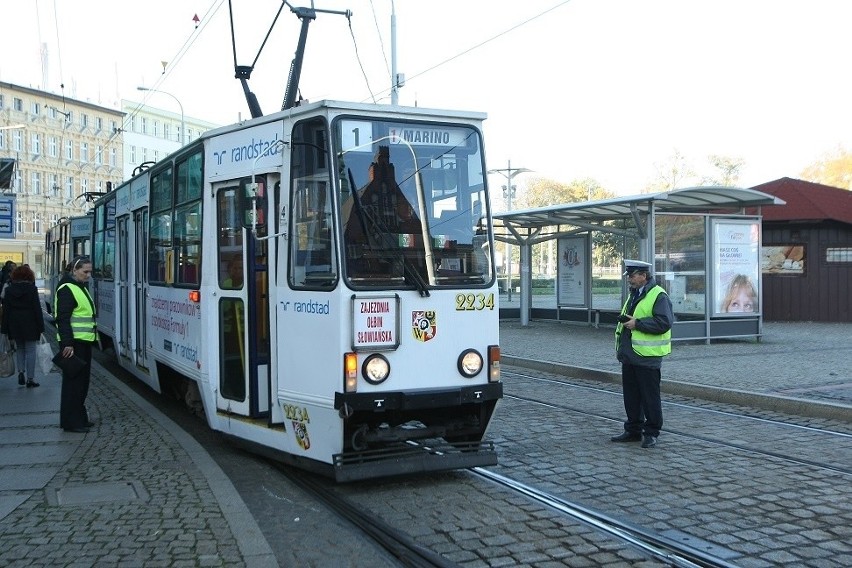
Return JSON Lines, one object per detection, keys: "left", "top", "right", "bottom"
{"left": 493, "top": 186, "right": 785, "bottom": 342}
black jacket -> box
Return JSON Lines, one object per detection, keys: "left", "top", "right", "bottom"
{"left": 1, "top": 280, "right": 45, "bottom": 341}
{"left": 55, "top": 274, "right": 96, "bottom": 348}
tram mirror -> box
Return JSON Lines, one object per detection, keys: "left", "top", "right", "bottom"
{"left": 238, "top": 179, "right": 267, "bottom": 231}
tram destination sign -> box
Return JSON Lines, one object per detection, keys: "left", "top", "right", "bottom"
{"left": 351, "top": 295, "right": 400, "bottom": 351}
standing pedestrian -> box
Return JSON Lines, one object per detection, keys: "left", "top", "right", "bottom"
{"left": 54, "top": 256, "right": 97, "bottom": 433}
{"left": 611, "top": 259, "right": 673, "bottom": 448}
{"left": 0, "top": 265, "right": 44, "bottom": 387}
{"left": 0, "top": 260, "right": 16, "bottom": 291}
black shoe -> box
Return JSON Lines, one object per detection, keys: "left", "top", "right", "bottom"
{"left": 26, "top": 379, "right": 40, "bottom": 388}
{"left": 63, "top": 427, "right": 90, "bottom": 433}
{"left": 641, "top": 435, "right": 657, "bottom": 448}
{"left": 611, "top": 431, "right": 642, "bottom": 442}
{"left": 18, "top": 372, "right": 25, "bottom": 386}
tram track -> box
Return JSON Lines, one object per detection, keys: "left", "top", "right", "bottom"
{"left": 503, "top": 369, "right": 852, "bottom": 476}
{"left": 471, "top": 468, "right": 739, "bottom": 568}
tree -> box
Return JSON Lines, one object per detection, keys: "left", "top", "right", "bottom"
{"left": 800, "top": 146, "right": 852, "bottom": 189}
{"left": 643, "top": 149, "right": 697, "bottom": 193}
{"left": 703, "top": 154, "right": 744, "bottom": 187}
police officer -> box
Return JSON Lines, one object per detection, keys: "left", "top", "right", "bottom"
{"left": 611, "top": 259, "right": 673, "bottom": 448}
{"left": 55, "top": 256, "right": 97, "bottom": 433}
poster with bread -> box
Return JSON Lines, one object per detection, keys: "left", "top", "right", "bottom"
{"left": 761, "top": 245, "right": 805, "bottom": 274}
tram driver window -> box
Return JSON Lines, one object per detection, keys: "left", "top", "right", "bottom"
{"left": 288, "top": 117, "right": 337, "bottom": 290}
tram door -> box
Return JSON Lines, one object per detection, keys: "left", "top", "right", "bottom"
{"left": 214, "top": 179, "right": 272, "bottom": 418}
{"left": 134, "top": 209, "right": 149, "bottom": 369}
{"left": 117, "top": 216, "right": 130, "bottom": 360}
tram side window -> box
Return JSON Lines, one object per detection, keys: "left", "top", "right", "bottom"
{"left": 148, "top": 167, "right": 173, "bottom": 283}
{"left": 175, "top": 152, "right": 202, "bottom": 286}
{"left": 289, "top": 118, "right": 337, "bottom": 290}
{"left": 92, "top": 198, "right": 117, "bottom": 279}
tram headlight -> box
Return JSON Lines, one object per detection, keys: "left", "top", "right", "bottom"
{"left": 457, "top": 349, "right": 483, "bottom": 378}
{"left": 362, "top": 354, "right": 390, "bottom": 385}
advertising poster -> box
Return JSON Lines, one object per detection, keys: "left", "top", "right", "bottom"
{"left": 761, "top": 245, "right": 805, "bottom": 275}
{"left": 712, "top": 220, "right": 760, "bottom": 316}
{"left": 557, "top": 236, "right": 588, "bottom": 307}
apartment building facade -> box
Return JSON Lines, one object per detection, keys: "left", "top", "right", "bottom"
{"left": 0, "top": 81, "right": 124, "bottom": 277}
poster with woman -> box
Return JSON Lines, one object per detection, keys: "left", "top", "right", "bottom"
{"left": 712, "top": 220, "right": 760, "bottom": 316}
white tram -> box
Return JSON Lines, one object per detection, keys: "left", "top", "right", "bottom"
{"left": 85, "top": 100, "right": 502, "bottom": 481}
{"left": 44, "top": 214, "right": 92, "bottom": 314}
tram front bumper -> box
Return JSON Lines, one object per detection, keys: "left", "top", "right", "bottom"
{"left": 333, "top": 382, "right": 503, "bottom": 412}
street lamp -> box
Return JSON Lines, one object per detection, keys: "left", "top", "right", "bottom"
{"left": 137, "top": 86, "right": 185, "bottom": 144}
{"left": 488, "top": 160, "right": 531, "bottom": 302}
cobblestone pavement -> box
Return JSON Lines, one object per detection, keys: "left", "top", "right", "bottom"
{"left": 1, "top": 320, "right": 848, "bottom": 567}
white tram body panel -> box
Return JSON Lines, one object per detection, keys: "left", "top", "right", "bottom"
{"left": 87, "top": 100, "right": 502, "bottom": 481}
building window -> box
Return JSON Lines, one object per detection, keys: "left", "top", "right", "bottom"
{"left": 110, "top": 120, "right": 118, "bottom": 133}
{"left": 47, "top": 106, "right": 57, "bottom": 119}
{"left": 32, "top": 172, "right": 42, "bottom": 195}
{"left": 826, "top": 247, "right": 852, "bottom": 263}
{"left": 81, "top": 114, "right": 89, "bottom": 128}
{"left": 13, "top": 98, "right": 23, "bottom": 112}
{"left": 95, "top": 145, "right": 103, "bottom": 165}
{"left": 141, "top": 117, "right": 147, "bottom": 135}
{"left": 142, "top": 147, "right": 148, "bottom": 162}
{"left": 130, "top": 146, "right": 136, "bottom": 163}
{"left": 16, "top": 212, "right": 24, "bottom": 233}
{"left": 48, "top": 136, "right": 57, "bottom": 157}
{"left": 0, "top": 130, "right": 6, "bottom": 149}
{"left": 96, "top": 117, "right": 103, "bottom": 131}
{"left": 96, "top": 181, "right": 104, "bottom": 193}
{"left": 13, "top": 130, "right": 23, "bottom": 152}
{"left": 31, "top": 102, "right": 41, "bottom": 115}
{"left": 0, "top": 94, "right": 4, "bottom": 109}
{"left": 81, "top": 178, "right": 89, "bottom": 194}
{"left": 33, "top": 213, "right": 42, "bottom": 234}
{"left": 154, "top": 150, "right": 159, "bottom": 161}
{"left": 164, "top": 123, "right": 171, "bottom": 141}
{"left": 66, "top": 176, "right": 74, "bottom": 200}
{"left": 129, "top": 115, "right": 135, "bottom": 132}
{"left": 32, "top": 134, "right": 41, "bottom": 155}
{"left": 49, "top": 174, "right": 59, "bottom": 196}
{"left": 110, "top": 148, "right": 117, "bottom": 167}
{"left": 187, "top": 128, "right": 193, "bottom": 141}
{"left": 65, "top": 140, "right": 73, "bottom": 160}
{"left": 81, "top": 142, "right": 89, "bottom": 163}
{"left": 153, "top": 120, "right": 159, "bottom": 137}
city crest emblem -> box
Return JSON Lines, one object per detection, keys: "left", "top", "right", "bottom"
{"left": 411, "top": 310, "right": 437, "bottom": 342}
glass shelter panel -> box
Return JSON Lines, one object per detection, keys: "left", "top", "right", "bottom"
{"left": 655, "top": 214, "right": 706, "bottom": 319}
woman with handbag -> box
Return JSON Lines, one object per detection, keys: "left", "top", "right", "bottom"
{"left": 55, "top": 256, "right": 97, "bottom": 433}
{"left": 0, "top": 264, "right": 45, "bottom": 387}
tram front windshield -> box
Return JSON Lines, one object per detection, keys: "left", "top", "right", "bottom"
{"left": 335, "top": 118, "right": 492, "bottom": 291}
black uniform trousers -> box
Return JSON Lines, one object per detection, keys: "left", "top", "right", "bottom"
{"left": 60, "top": 340, "right": 93, "bottom": 430}
{"left": 620, "top": 362, "right": 663, "bottom": 437}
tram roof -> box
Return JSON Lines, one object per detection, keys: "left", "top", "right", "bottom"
{"left": 493, "top": 186, "right": 785, "bottom": 234}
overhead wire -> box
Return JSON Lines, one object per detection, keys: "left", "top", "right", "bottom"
{"left": 357, "top": 0, "right": 573, "bottom": 104}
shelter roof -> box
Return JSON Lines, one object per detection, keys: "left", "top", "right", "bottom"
{"left": 748, "top": 177, "right": 852, "bottom": 224}
{"left": 493, "top": 186, "right": 784, "bottom": 236}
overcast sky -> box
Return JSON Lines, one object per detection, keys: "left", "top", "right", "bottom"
{"left": 4, "top": 0, "right": 852, "bottom": 197}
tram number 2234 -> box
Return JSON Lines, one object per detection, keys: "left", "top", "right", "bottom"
{"left": 455, "top": 293, "right": 495, "bottom": 311}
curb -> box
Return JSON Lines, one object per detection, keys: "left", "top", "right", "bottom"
{"left": 502, "top": 355, "right": 852, "bottom": 424}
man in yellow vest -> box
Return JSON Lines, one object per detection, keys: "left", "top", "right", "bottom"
{"left": 611, "top": 259, "right": 673, "bottom": 448}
